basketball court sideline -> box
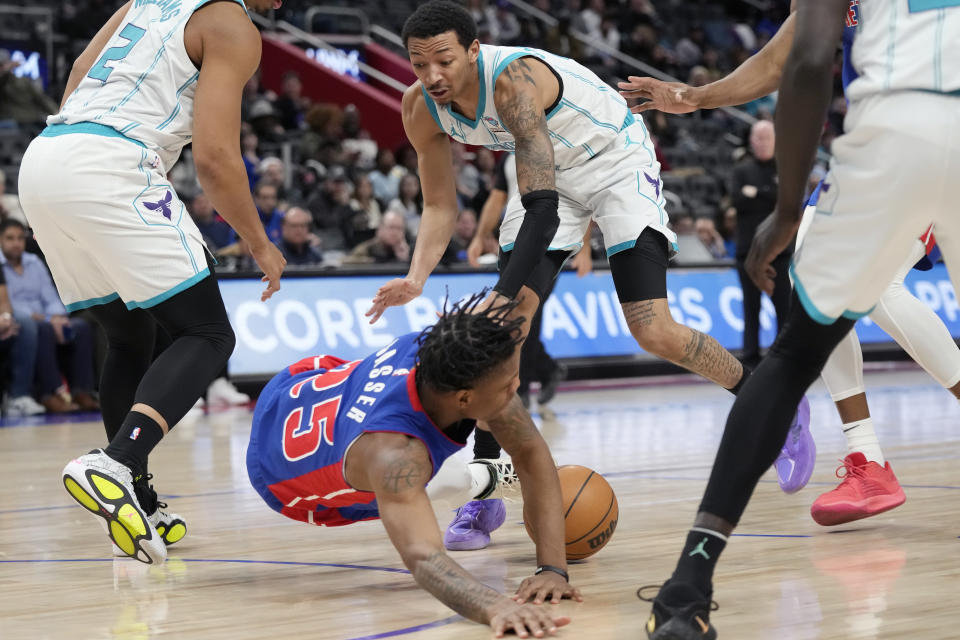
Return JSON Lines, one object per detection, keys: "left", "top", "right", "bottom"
{"left": 2, "top": 367, "right": 959, "bottom": 639}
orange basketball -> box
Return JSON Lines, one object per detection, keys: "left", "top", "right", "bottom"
{"left": 525, "top": 464, "right": 618, "bottom": 561}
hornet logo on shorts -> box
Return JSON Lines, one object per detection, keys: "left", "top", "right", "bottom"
{"left": 643, "top": 172, "right": 661, "bottom": 198}
{"left": 143, "top": 190, "right": 174, "bottom": 220}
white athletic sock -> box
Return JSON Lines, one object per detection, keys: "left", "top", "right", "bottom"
{"left": 842, "top": 418, "right": 885, "bottom": 465}
{"left": 468, "top": 461, "right": 497, "bottom": 499}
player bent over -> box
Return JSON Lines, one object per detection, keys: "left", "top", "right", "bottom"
{"left": 247, "top": 294, "right": 581, "bottom": 636}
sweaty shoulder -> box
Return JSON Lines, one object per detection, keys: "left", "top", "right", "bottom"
{"left": 402, "top": 82, "right": 444, "bottom": 143}
{"left": 184, "top": 0, "right": 260, "bottom": 69}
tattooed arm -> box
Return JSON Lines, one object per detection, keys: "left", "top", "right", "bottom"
{"left": 486, "top": 397, "right": 583, "bottom": 605}
{"left": 490, "top": 57, "right": 560, "bottom": 299}
{"left": 360, "top": 434, "right": 569, "bottom": 634}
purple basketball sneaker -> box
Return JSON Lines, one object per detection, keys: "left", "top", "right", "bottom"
{"left": 443, "top": 499, "right": 507, "bottom": 551}
{"left": 774, "top": 396, "right": 814, "bottom": 493}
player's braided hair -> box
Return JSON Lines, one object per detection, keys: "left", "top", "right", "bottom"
{"left": 401, "top": 0, "right": 478, "bottom": 49}
{"left": 415, "top": 291, "right": 524, "bottom": 393}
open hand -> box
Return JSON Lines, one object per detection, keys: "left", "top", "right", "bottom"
{"left": 617, "top": 76, "right": 700, "bottom": 114}
{"left": 366, "top": 277, "right": 423, "bottom": 324}
{"left": 488, "top": 599, "right": 571, "bottom": 638}
{"left": 513, "top": 571, "right": 583, "bottom": 605}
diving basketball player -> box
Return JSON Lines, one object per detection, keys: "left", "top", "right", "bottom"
{"left": 248, "top": 294, "right": 579, "bottom": 636}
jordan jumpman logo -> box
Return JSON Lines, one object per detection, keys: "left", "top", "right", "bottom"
{"left": 688, "top": 536, "right": 710, "bottom": 560}
{"left": 143, "top": 190, "right": 174, "bottom": 220}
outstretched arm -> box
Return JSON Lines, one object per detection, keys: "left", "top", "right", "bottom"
{"left": 366, "top": 86, "right": 459, "bottom": 323}
{"left": 369, "top": 437, "right": 570, "bottom": 637}
{"left": 745, "top": 0, "right": 848, "bottom": 295}
{"left": 618, "top": 11, "right": 796, "bottom": 113}
{"left": 487, "top": 396, "right": 582, "bottom": 605}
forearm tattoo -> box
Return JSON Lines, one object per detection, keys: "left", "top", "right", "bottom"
{"left": 413, "top": 551, "right": 503, "bottom": 623}
{"left": 381, "top": 454, "right": 428, "bottom": 494}
{"left": 498, "top": 59, "right": 555, "bottom": 194}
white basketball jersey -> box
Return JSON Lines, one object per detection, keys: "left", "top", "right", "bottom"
{"left": 846, "top": 0, "right": 960, "bottom": 101}
{"left": 49, "top": 0, "right": 248, "bottom": 170}
{"left": 422, "top": 44, "right": 636, "bottom": 170}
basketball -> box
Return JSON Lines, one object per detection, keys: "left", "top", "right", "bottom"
{"left": 525, "top": 465, "right": 618, "bottom": 561}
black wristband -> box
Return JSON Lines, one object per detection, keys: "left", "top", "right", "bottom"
{"left": 493, "top": 189, "right": 560, "bottom": 299}
{"left": 534, "top": 565, "right": 569, "bottom": 582}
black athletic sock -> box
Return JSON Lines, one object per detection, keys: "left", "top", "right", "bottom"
{"left": 727, "top": 366, "right": 751, "bottom": 395}
{"left": 473, "top": 428, "right": 502, "bottom": 460}
{"left": 104, "top": 411, "right": 164, "bottom": 479}
{"left": 664, "top": 528, "right": 728, "bottom": 603}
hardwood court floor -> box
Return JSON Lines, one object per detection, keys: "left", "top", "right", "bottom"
{"left": 2, "top": 368, "right": 959, "bottom": 639}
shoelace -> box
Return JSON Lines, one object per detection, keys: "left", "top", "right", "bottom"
{"left": 835, "top": 458, "right": 868, "bottom": 482}
{"left": 636, "top": 585, "right": 719, "bottom": 612}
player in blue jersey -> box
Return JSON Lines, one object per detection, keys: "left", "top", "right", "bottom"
{"left": 624, "top": 0, "right": 960, "bottom": 636}
{"left": 32, "top": 0, "right": 286, "bottom": 565}
{"left": 365, "top": 0, "right": 812, "bottom": 550}
{"left": 248, "top": 293, "right": 580, "bottom": 637}
{"left": 621, "top": 0, "right": 960, "bottom": 529}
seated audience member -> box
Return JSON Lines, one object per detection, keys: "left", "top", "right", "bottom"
{"left": 189, "top": 191, "right": 235, "bottom": 251}
{"left": 0, "top": 263, "right": 43, "bottom": 416}
{"left": 695, "top": 216, "right": 728, "bottom": 259}
{"left": 0, "top": 220, "right": 98, "bottom": 413}
{"left": 253, "top": 180, "right": 284, "bottom": 243}
{"left": 277, "top": 207, "right": 323, "bottom": 266}
{"left": 343, "top": 211, "right": 410, "bottom": 265}
{"left": 442, "top": 209, "right": 478, "bottom": 264}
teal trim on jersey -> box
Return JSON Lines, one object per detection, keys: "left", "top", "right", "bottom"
{"left": 156, "top": 71, "right": 199, "bottom": 131}
{"left": 491, "top": 51, "right": 530, "bottom": 86}
{"left": 934, "top": 9, "right": 945, "bottom": 91}
{"left": 65, "top": 292, "right": 121, "bottom": 313}
{"left": 908, "top": 0, "right": 960, "bottom": 11}
{"left": 40, "top": 122, "right": 146, "bottom": 147}
{"left": 133, "top": 147, "right": 201, "bottom": 274}
{"left": 916, "top": 88, "right": 960, "bottom": 96}
{"left": 884, "top": 0, "right": 899, "bottom": 90}
{"left": 560, "top": 99, "right": 618, "bottom": 132}
{"left": 605, "top": 238, "right": 637, "bottom": 257}
{"left": 96, "top": 10, "right": 194, "bottom": 122}
{"left": 581, "top": 143, "right": 596, "bottom": 158}
{"left": 500, "top": 241, "right": 514, "bottom": 252}
{"left": 420, "top": 86, "right": 445, "bottom": 133}
{"left": 126, "top": 267, "right": 210, "bottom": 310}
{"left": 621, "top": 111, "right": 636, "bottom": 130}
{"left": 548, "top": 130, "right": 575, "bottom": 148}
{"left": 789, "top": 263, "right": 874, "bottom": 325}
{"left": 447, "top": 49, "right": 486, "bottom": 129}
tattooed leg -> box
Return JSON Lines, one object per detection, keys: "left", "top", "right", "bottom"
{"left": 622, "top": 298, "right": 743, "bottom": 389}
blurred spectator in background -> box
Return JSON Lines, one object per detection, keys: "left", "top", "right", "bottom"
{"left": 253, "top": 181, "right": 284, "bottom": 243}
{"left": 720, "top": 208, "right": 737, "bottom": 258}
{"left": 544, "top": 15, "right": 585, "bottom": 60}
{"left": 189, "top": 191, "right": 235, "bottom": 251}
{"left": 0, "top": 261, "right": 42, "bottom": 416}
{"left": 0, "top": 169, "right": 26, "bottom": 224}
{"left": 349, "top": 174, "right": 382, "bottom": 244}
{"left": 389, "top": 173, "right": 423, "bottom": 235}
{"left": 730, "top": 120, "right": 791, "bottom": 367}
{"left": 397, "top": 145, "right": 419, "bottom": 176}
{"left": 0, "top": 51, "right": 58, "bottom": 126}
{"left": 241, "top": 126, "right": 261, "bottom": 192}
{"left": 442, "top": 209, "right": 478, "bottom": 264}
{"left": 306, "top": 166, "right": 353, "bottom": 249}
{"left": 247, "top": 97, "right": 285, "bottom": 143}
{"left": 1, "top": 220, "right": 97, "bottom": 413}
{"left": 277, "top": 207, "right": 323, "bottom": 266}
{"left": 343, "top": 211, "right": 410, "bottom": 265}
{"left": 368, "top": 148, "right": 402, "bottom": 205}
{"left": 695, "top": 216, "right": 727, "bottom": 259}
{"left": 274, "top": 71, "right": 309, "bottom": 131}
{"left": 300, "top": 102, "right": 345, "bottom": 163}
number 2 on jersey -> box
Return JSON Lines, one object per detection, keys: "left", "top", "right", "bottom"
{"left": 282, "top": 396, "right": 341, "bottom": 462}
{"left": 87, "top": 23, "right": 146, "bottom": 82}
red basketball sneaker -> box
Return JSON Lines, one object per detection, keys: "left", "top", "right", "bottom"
{"left": 811, "top": 452, "right": 905, "bottom": 526}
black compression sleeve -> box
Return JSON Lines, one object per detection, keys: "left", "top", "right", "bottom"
{"left": 493, "top": 190, "right": 560, "bottom": 299}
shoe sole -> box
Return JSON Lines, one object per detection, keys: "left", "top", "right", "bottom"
{"left": 811, "top": 489, "right": 906, "bottom": 526}
{"left": 62, "top": 461, "right": 166, "bottom": 564}
{"left": 648, "top": 618, "right": 717, "bottom": 640}
{"left": 156, "top": 516, "right": 188, "bottom": 545}
{"left": 443, "top": 537, "right": 492, "bottom": 551}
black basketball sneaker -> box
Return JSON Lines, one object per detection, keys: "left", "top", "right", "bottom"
{"left": 638, "top": 581, "right": 718, "bottom": 640}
